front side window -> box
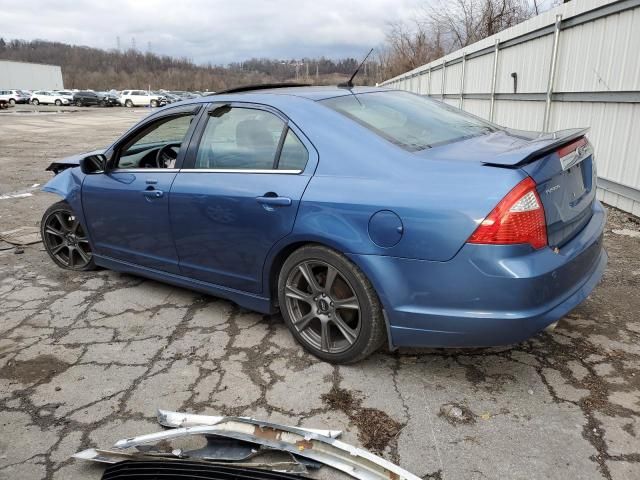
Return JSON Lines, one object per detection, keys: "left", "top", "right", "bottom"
{"left": 322, "top": 90, "right": 497, "bottom": 151}
{"left": 116, "top": 113, "right": 195, "bottom": 169}
{"left": 194, "top": 107, "right": 286, "bottom": 170}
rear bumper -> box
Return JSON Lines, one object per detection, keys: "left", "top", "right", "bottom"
{"left": 349, "top": 200, "right": 607, "bottom": 348}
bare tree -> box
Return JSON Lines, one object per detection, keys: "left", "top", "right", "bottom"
{"left": 427, "top": 0, "right": 534, "bottom": 51}
{"left": 382, "top": 0, "right": 535, "bottom": 76}
{"left": 382, "top": 18, "right": 445, "bottom": 78}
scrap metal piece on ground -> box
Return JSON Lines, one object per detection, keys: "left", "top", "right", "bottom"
{"left": 157, "top": 409, "right": 343, "bottom": 439}
{"left": 137, "top": 434, "right": 258, "bottom": 461}
{"left": 74, "top": 449, "right": 309, "bottom": 474}
{"left": 101, "top": 460, "right": 308, "bottom": 479}
{"left": 114, "top": 417, "right": 421, "bottom": 480}
{"left": 0, "top": 226, "right": 41, "bottom": 246}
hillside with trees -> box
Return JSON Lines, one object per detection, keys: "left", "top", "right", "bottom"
{"left": 0, "top": 38, "right": 380, "bottom": 91}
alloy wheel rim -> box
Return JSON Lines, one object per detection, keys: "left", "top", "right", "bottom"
{"left": 285, "top": 260, "right": 361, "bottom": 354}
{"left": 43, "top": 210, "right": 92, "bottom": 268}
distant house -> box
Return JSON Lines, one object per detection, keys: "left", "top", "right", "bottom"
{"left": 0, "top": 60, "right": 63, "bottom": 90}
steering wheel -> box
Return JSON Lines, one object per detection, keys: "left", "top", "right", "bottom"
{"left": 152, "top": 142, "right": 181, "bottom": 168}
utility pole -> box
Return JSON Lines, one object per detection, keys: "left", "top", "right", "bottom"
{"left": 131, "top": 37, "right": 136, "bottom": 51}
{"left": 116, "top": 36, "right": 121, "bottom": 51}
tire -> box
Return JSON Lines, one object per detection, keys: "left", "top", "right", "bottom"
{"left": 278, "top": 245, "right": 386, "bottom": 364}
{"left": 9, "top": 99, "right": 16, "bottom": 106}
{"left": 99, "top": 100, "right": 106, "bottom": 107}
{"left": 41, "top": 201, "right": 97, "bottom": 271}
{"left": 125, "top": 99, "right": 133, "bottom": 108}
{"left": 32, "top": 98, "right": 39, "bottom": 105}
{"left": 150, "top": 99, "right": 158, "bottom": 108}
{"left": 55, "top": 99, "right": 62, "bottom": 106}
{"left": 75, "top": 100, "right": 83, "bottom": 107}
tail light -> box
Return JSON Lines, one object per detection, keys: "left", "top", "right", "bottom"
{"left": 468, "top": 177, "right": 547, "bottom": 249}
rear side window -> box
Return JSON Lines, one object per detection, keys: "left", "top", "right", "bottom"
{"left": 278, "top": 129, "right": 308, "bottom": 170}
{"left": 194, "top": 107, "right": 285, "bottom": 170}
{"left": 322, "top": 90, "right": 496, "bottom": 151}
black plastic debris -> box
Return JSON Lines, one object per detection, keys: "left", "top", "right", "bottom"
{"left": 102, "top": 460, "right": 308, "bottom": 480}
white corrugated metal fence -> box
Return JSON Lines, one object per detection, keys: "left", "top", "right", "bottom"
{"left": 381, "top": 0, "right": 640, "bottom": 216}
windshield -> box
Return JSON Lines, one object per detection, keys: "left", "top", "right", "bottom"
{"left": 321, "top": 90, "right": 497, "bottom": 151}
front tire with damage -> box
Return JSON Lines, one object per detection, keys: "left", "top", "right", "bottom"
{"left": 278, "top": 245, "right": 386, "bottom": 364}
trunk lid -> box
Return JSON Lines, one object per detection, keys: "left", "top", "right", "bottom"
{"left": 521, "top": 134, "right": 596, "bottom": 248}
{"left": 420, "top": 127, "right": 595, "bottom": 248}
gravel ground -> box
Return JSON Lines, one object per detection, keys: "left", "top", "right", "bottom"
{"left": 0, "top": 106, "right": 639, "bottom": 480}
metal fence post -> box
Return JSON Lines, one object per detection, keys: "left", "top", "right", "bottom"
{"left": 543, "top": 14, "right": 563, "bottom": 132}
{"left": 441, "top": 60, "right": 446, "bottom": 100}
{"left": 489, "top": 39, "right": 499, "bottom": 122}
{"left": 460, "top": 53, "right": 466, "bottom": 109}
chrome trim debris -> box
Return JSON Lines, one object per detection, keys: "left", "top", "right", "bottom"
{"left": 157, "top": 409, "right": 342, "bottom": 439}
{"left": 113, "top": 416, "right": 421, "bottom": 480}
{"left": 73, "top": 448, "right": 309, "bottom": 473}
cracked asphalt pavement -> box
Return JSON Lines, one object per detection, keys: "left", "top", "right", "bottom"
{"left": 1, "top": 107, "right": 639, "bottom": 480}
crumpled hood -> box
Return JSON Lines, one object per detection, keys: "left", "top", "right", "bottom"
{"left": 45, "top": 148, "right": 105, "bottom": 173}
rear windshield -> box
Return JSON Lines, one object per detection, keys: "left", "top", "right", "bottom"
{"left": 321, "top": 90, "right": 497, "bottom": 151}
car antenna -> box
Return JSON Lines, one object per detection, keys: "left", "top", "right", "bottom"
{"left": 338, "top": 48, "right": 374, "bottom": 89}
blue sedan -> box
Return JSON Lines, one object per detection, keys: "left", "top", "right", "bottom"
{"left": 41, "top": 85, "right": 607, "bottom": 363}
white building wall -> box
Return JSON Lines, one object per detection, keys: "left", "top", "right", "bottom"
{"left": 381, "top": 0, "right": 640, "bottom": 216}
{"left": 0, "top": 60, "right": 64, "bottom": 90}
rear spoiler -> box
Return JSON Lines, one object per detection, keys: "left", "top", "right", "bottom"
{"left": 482, "top": 128, "right": 589, "bottom": 168}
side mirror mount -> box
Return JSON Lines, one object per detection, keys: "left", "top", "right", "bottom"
{"left": 79, "top": 154, "right": 107, "bottom": 174}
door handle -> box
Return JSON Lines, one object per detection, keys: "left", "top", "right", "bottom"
{"left": 256, "top": 195, "right": 292, "bottom": 207}
{"left": 142, "top": 189, "right": 164, "bottom": 198}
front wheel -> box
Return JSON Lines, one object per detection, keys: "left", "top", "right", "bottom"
{"left": 55, "top": 99, "right": 62, "bottom": 106}
{"left": 125, "top": 99, "right": 133, "bottom": 108}
{"left": 32, "top": 98, "right": 39, "bottom": 105}
{"left": 41, "top": 201, "right": 96, "bottom": 271}
{"left": 75, "top": 100, "right": 83, "bottom": 107}
{"left": 278, "top": 245, "right": 386, "bottom": 364}
{"left": 9, "top": 99, "right": 16, "bottom": 105}
{"left": 150, "top": 99, "right": 158, "bottom": 108}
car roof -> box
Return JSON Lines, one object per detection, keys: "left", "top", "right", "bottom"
{"left": 201, "top": 85, "right": 392, "bottom": 102}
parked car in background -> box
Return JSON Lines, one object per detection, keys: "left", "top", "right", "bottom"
{"left": 40, "top": 86, "right": 607, "bottom": 364}
{"left": 30, "top": 90, "right": 70, "bottom": 106}
{"left": 73, "top": 91, "right": 100, "bottom": 107}
{"left": 97, "top": 92, "right": 121, "bottom": 107}
{"left": 54, "top": 90, "right": 75, "bottom": 103}
{"left": 120, "top": 90, "right": 166, "bottom": 108}
{"left": 0, "top": 89, "right": 31, "bottom": 105}
{"left": 156, "top": 91, "right": 181, "bottom": 104}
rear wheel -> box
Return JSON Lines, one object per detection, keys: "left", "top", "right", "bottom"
{"left": 9, "top": 98, "right": 16, "bottom": 105}
{"left": 41, "top": 201, "right": 96, "bottom": 271}
{"left": 278, "top": 245, "right": 386, "bottom": 363}
{"left": 32, "top": 98, "right": 39, "bottom": 105}
{"left": 75, "top": 100, "right": 83, "bottom": 107}
{"left": 125, "top": 99, "right": 133, "bottom": 108}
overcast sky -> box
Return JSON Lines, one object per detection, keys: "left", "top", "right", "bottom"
{"left": 0, "top": 0, "right": 426, "bottom": 64}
